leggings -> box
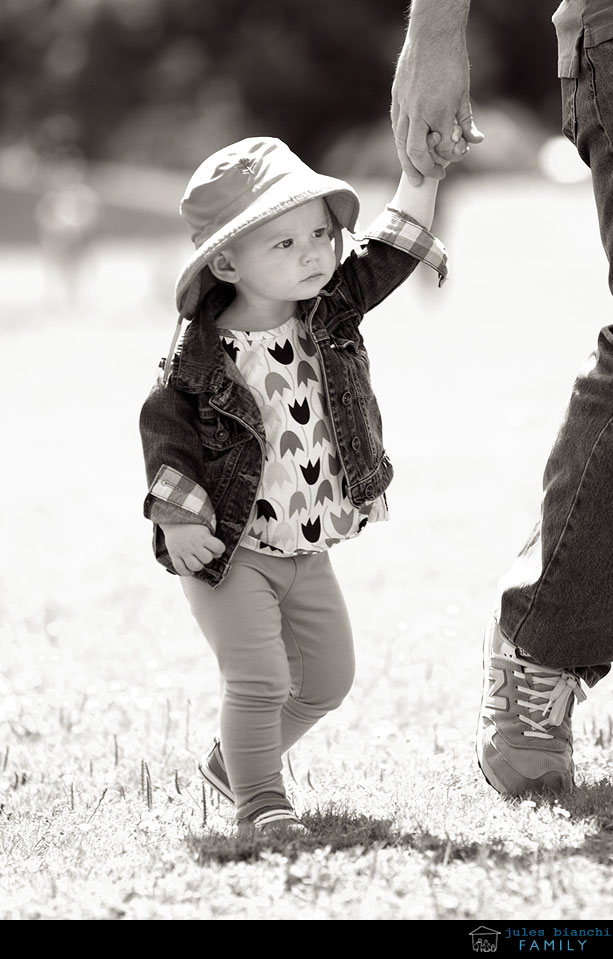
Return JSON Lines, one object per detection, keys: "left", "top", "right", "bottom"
{"left": 181, "top": 547, "right": 355, "bottom": 818}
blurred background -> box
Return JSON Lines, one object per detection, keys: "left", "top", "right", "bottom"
{"left": 0, "top": 0, "right": 572, "bottom": 176}
{"left": 0, "top": 0, "right": 598, "bottom": 347}
{"left": 0, "top": 0, "right": 566, "bottom": 174}
{"left": 0, "top": 0, "right": 597, "bottom": 309}
{"left": 0, "top": 0, "right": 590, "bottom": 250}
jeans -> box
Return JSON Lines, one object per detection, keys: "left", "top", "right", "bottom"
{"left": 181, "top": 547, "right": 355, "bottom": 818}
{"left": 496, "top": 39, "right": 613, "bottom": 688}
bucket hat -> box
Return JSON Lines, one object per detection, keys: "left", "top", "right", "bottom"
{"left": 175, "top": 136, "right": 360, "bottom": 317}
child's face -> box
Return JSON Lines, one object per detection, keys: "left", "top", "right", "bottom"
{"left": 223, "top": 198, "right": 336, "bottom": 304}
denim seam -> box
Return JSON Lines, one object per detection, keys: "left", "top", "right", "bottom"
{"left": 513, "top": 414, "right": 613, "bottom": 644}
{"left": 346, "top": 364, "right": 378, "bottom": 461}
{"left": 565, "top": 78, "right": 578, "bottom": 144}
{"left": 585, "top": 46, "right": 613, "bottom": 153}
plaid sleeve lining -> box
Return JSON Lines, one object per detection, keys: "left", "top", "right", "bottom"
{"left": 357, "top": 207, "right": 449, "bottom": 286}
{"left": 148, "top": 465, "right": 216, "bottom": 532}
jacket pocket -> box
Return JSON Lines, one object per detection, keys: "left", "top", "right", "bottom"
{"left": 585, "top": 39, "right": 613, "bottom": 151}
{"left": 196, "top": 410, "right": 251, "bottom": 453}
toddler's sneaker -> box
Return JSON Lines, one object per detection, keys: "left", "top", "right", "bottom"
{"left": 198, "top": 738, "right": 234, "bottom": 804}
{"left": 237, "top": 792, "right": 306, "bottom": 835}
{"left": 199, "top": 745, "right": 305, "bottom": 834}
{"left": 476, "top": 617, "right": 586, "bottom": 796}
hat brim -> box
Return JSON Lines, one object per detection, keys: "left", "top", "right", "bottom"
{"left": 174, "top": 171, "right": 360, "bottom": 315}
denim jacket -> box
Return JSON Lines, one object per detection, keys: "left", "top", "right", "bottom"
{"left": 139, "top": 207, "right": 447, "bottom": 587}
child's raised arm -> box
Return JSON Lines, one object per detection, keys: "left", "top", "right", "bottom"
{"left": 389, "top": 126, "right": 465, "bottom": 229}
{"left": 389, "top": 171, "right": 440, "bottom": 231}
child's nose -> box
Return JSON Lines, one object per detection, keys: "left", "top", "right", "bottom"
{"left": 301, "top": 240, "right": 319, "bottom": 263}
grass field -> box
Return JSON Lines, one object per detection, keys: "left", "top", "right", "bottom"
{"left": 1, "top": 169, "right": 613, "bottom": 921}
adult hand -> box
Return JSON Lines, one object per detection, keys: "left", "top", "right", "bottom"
{"left": 391, "top": 0, "right": 484, "bottom": 184}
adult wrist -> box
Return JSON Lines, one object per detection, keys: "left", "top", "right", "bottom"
{"left": 407, "top": 0, "right": 470, "bottom": 47}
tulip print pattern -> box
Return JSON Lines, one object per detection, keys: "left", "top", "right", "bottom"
{"left": 219, "top": 316, "right": 387, "bottom": 555}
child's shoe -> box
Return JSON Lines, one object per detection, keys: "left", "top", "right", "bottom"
{"left": 237, "top": 792, "right": 306, "bottom": 835}
{"left": 198, "top": 738, "right": 234, "bottom": 804}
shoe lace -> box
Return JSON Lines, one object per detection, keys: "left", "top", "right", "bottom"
{"left": 516, "top": 664, "right": 586, "bottom": 738}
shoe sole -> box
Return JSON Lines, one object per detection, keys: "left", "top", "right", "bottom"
{"left": 476, "top": 750, "right": 509, "bottom": 796}
{"left": 237, "top": 816, "right": 306, "bottom": 837}
{"left": 476, "top": 622, "right": 501, "bottom": 791}
{"left": 198, "top": 762, "right": 235, "bottom": 805}
{"left": 479, "top": 756, "right": 573, "bottom": 797}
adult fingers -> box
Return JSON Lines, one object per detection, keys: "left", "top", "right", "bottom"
{"left": 457, "top": 92, "right": 485, "bottom": 143}
{"left": 407, "top": 116, "right": 443, "bottom": 179}
{"left": 390, "top": 96, "right": 400, "bottom": 130}
{"left": 460, "top": 116, "right": 485, "bottom": 143}
{"left": 394, "top": 113, "right": 424, "bottom": 183}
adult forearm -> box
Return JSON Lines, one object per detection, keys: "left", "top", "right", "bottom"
{"left": 405, "top": 0, "right": 471, "bottom": 45}
{"left": 398, "top": 0, "right": 471, "bottom": 88}
{"left": 392, "top": 0, "right": 481, "bottom": 180}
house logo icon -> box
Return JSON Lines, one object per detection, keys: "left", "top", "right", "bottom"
{"left": 470, "top": 927, "right": 501, "bottom": 953}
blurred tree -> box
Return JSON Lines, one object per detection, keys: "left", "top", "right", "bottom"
{"left": 467, "top": 0, "right": 561, "bottom": 128}
{"left": 0, "top": 0, "right": 562, "bottom": 171}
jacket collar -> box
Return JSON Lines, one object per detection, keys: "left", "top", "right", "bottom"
{"left": 173, "top": 283, "right": 235, "bottom": 394}
{"left": 172, "top": 275, "right": 341, "bottom": 394}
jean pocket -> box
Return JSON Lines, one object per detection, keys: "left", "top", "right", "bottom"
{"left": 561, "top": 77, "right": 578, "bottom": 144}
{"left": 585, "top": 38, "right": 613, "bottom": 149}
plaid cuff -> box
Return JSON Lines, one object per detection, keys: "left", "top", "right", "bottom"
{"left": 358, "top": 207, "right": 448, "bottom": 286}
{"left": 146, "top": 465, "right": 216, "bottom": 532}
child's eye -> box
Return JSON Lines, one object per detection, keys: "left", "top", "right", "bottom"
{"left": 313, "top": 228, "right": 327, "bottom": 238}
{"left": 275, "top": 238, "right": 293, "bottom": 249}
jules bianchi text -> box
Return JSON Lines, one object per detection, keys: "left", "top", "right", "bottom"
{"left": 504, "top": 929, "right": 610, "bottom": 951}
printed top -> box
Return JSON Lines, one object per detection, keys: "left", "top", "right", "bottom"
{"left": 218, "top": 315, "right": 387, "bottom": 556}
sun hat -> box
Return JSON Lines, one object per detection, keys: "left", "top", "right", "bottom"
{"left": 174, "top": 136, "right": 360, "bottom": 319}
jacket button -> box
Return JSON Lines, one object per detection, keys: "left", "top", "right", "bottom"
{"left": 215, "top": 428, "right": 228, "bottom": 441}
{"left": 351, "top": 436, "right": 361, "bottom": 450}
{"left": 365, "top": 484, "right": 374, "bottom": 498}
{"left": 341, "top": 391, "right": 352, "bottom": 405}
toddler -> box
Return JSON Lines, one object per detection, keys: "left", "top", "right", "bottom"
{"left": 140, "top": 131, "right": 456, "bottom": 834}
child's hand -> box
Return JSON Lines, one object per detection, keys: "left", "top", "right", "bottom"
{"left": 427, "top": 122, "right": 468, "bottom": 170}
{"left": 161, "top": 523, "right": 226, "bottom": 576}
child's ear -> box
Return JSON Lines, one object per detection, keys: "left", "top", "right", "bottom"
{"left": 209, "top": 250, "right": 239, "bottom": 284}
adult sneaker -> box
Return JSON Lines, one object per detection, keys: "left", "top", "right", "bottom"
{"left": 198, "top": 738, "right": 234, "bottom": 804}
{"left": 476, "top": 617, "right": 587, "bottom": 796}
